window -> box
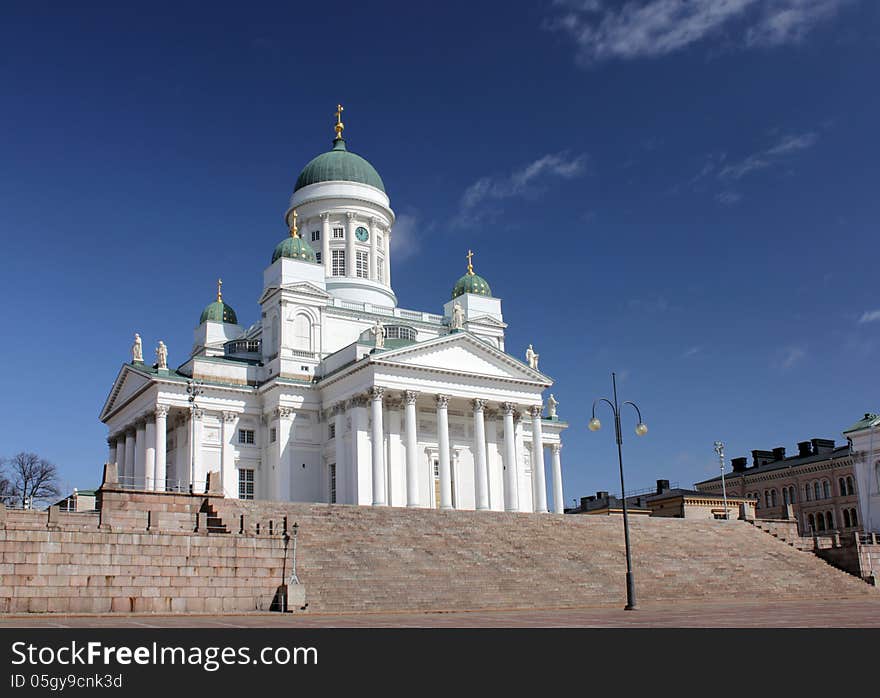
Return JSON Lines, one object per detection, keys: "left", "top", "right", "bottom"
{"left": 311, "top": 230, "right": 320, "bottom": 242}
{"left": 356, "top": 250, "right": 369, "bottom": 279}
{"left": 789, "top": 486, "right": 796, "bottom": 504}
{"left": 270, "top": 428, "right": 277, "bottom": 443}
{"left": 332, "top": 249, "right": 346, "bottom": 276}
{"left": 238, "top": 469, "right": 254, "bottom": 500}
{"left": 814, "top": 482, "right": 821, "bottom": 500}
{"left": 844, "top": 509, "right": 851, "bottom": 528}
{"left": 817, "top": 514, "right": 826, "bottom": 532}
{"left": 823, "top": 481, "right": 831, "bottom": 499}
{"left": 770, "top": 489, "right": 777, "bottom": 507}
{"left": 316, "top": 252, "right": 322, "bottom": 264}
{"left": 377, "top": 233, "right": 383, "bottom": 250}
{"left": 377, "top": 257, "right": 384, "bottom": 284}
{"left": 783, "top": 488, "right": 790, "bottom": 506}
{"left": 851, "top": 507, "right": 859, "bottom": 527}
{"left": 333, "top": 227, "right": 344, "bottom": 239}
{"left": 292, "top": 314, "right": 312, "bottom": 351}
{"left": 825, "top": 511, "right": 833, "bottom": 530}
{"left": 329, "top": 464, "right": 336, "bottom": 504}
{"left": 839, "top": 478, "right": 846, "bottom": 497}
{"left": 808, "top": 513, "right": 816, "bottom": 532}
{"left": 238, "top": 429, "right": 255, "bottom": 445}
{"left": 329, "top": 423, "right": 336, "bottom": 439}
{"left": 846, "top": 476, "right": 854, "bottom": 495}
{"left": 384, "top": 325, "right": 416, "bottom": 341}
{"left": 805, "top": 484, "right": 812, "bottom": 502}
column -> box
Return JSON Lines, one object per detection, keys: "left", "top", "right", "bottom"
{"left": 333, "top": 403, "right": 347, "bottom": 504}
{"left": 350, "top": 396, "right": 371, "bottom": 504}
{"left": 154, "top": 405, "right": 168, "bottom": 492}
{"left": 386, "top": 397, "right": 403, "bottom": 505}
{"left": 404, "top": 390, "right": 420, "bottom": 507}
{"left": 551, "top": 443, "right": 564, "bottom": 514}
{"left": 472, "top": 399, "right": 490, "bottom": 511}
{"left": 369, "top": 217, "right": 378, "bottom": 281}
{"left": 124, "top": 430, "right": 135, "bottom": 485}
{"left": 370, "top": 387, "right": 387, "bottom": 506}
{"left": 321, "top": 212, "right": 331, "bottom": 276}
{"left": 191, "top": 409, "right": 203, "bottom": 492}
{"left": 144, "top": 415, "right": 156, "bottom": 492}
{"left": 175, "top": 415, "right": 188, "bottom": 492}
{"left": 501, "top": 403, "right": 519, "bottom": 512}
{"left": 484, "top": 411, "right": 502, "bottom": 510}
{"left": 221, "top": 411, "right": 237, "bottom": 498}
{"left": 345, "top": 211, "right": 356, "bottom": 278}
{"left": 115, "top": 435, "right": 126, "bottom": 479}
{"left": 384, "top": 228, "right": 392, "bottom": 287}
{"left": 134, "top": 419, "right": 146, "bottom": 490}
{"left": 436, "top": 395, "right": 452, "bottom": 510}
{"left": 529, "top": 406, "right": 548, "bottom": 513}
{"left": 274, "top": 407, "right": 294, "bottom": 501}
{"left": 107, "top": 438, "right": 117, "bottom": 466}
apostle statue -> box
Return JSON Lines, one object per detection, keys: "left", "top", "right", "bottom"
{"left": 132, "top": 333, "right": 144, "bottom": 363}
{"left": 547, "top": 394, "right": 558, "bottom": 419}
{"left": 526, "top": 343, "right": 539, "bottom": 370}
{"left": 370, "top": 320, "right": 386, "bottom": 349}
{"left": 156, "top": 341, "right": 168, "bottom": 370}
{"left": 451, "top": 301, "right": 464, "bottom": 330}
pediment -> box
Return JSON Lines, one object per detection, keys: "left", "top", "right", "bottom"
{"left": 466, "top": 313, "right": 507, "bottom": 328}
{"left": 259, "top": 280, "right": 330, "bottom": 304}
{"left": 373, "top": 333, "right": 550, "bottom": 385}
{"left": 99, "top": 365, "right": 152, "bottom": 421}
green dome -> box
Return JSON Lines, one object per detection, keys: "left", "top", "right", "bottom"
{"left": 272, "top": 234, "right": 318, "bottom": 264}
{"left": 452, "top": 272, "right": 492, "bottom": 299}
{"left": 294, "top": 138, "right": 385, "bottom": 193}
{"left": 200, "top": 300, "right": 238, "bottom": 325}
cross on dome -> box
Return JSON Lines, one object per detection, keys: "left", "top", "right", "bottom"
{"left": 289, "top": 209, "right": 299, "bottom": 238}
{"left": 217, "top": 278, "right": 223, "bottom": 302}
{"left": 466, "top": 249, "right": 475, "bottom": 275}
{"left": 334, "top": 103, "right": 344, "bottom": 141}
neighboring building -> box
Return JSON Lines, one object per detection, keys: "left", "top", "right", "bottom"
{"left": 98, "top": 108, "right": 567, "bottom": 512}
{"left": 54, "top": 489, "right": 97, "bottom": 512}
{"left": 843, "top": 413, "right": 880, "bottom": 534}
{"left": 565, "top": 491, "right": 652, "bottom": 517}
{"left": 695, "top": 438, "right": 861, "bottom": 536}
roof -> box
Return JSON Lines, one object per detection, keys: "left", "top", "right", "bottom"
{"left": 695, "top": 444, "right": 851, "bottom": 486}
{"left": 843, "top": 413, "right": 880, "bottom": 434}
{"left": 645, "top": 487, "right": 753, "bottom": 502}
{"left": 294, "top": 138, "right": 385, "bottom": 193}
{"left": 200, "top": 299, "right": 238, "bottom": 325}
{"left": 452, "top": 271, "right": 492, "bottom": 299}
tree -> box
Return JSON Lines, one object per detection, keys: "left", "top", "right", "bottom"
{"left": 5, "top": 452, "right": 61, "bottom": 509}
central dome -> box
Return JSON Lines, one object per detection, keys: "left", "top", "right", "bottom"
{"left": 294, "top": 138, "right": 385, "bottom": 193}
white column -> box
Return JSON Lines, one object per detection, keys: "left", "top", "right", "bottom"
{"left": 144, "top": 416, "right": 156, "bottom": 492}
{"left": 370, "top": 387, "right": 387, "bottom": 506}
{"left": 384, "top": 228, "right": 392, "bottom": 287}
{"left": 191, "top": 409, "right": 203, "bottom": 492}
{"left": 154, "top": 406, "right": 168, "bottom": 492}
{"left": 345, "top": 212, "right": 356, "bottom": 278}
{"left": 484, "top": 413, "right": 502, "bottom": 511}
{"left": 529, "top": 406, "right": 548, "bottom": 513}
{"left": 369, "top": 217, "right": 378, "bottom": 281}
{"left": 221, "top": 411, "right": 237, "bottom": 498}
{"left": 501, "top": 403, "right": 519, "bottom": 512}
{"left": 175, "top": 416, "right": 188, "bottom": 492}
{"left": 472, "top": 399, "right": 490, "bottom": 511}
{"left": 321, "top": 212, "right": 331, "bottom": 276}
{"left": 386, "top": 398, "right": 403, "bottom": 505}
{"left": 107, "top": 438, "right": 117, "bottom": 466}
{"left": 436, "top": 394, "right": 452, "bottom": 509}
{"left": 333, "top": 403, "right": 347, "bottom": 503}
{"left": 134, "top": 419, "right": 146, "bottom": 490}
{"left": 274, "top": 407, "right": 294, "bottom": 501}
{"left": 123, "top": 430, "right": 135, "bottom": 485}
{"left": 351, "top": 397, "right": 371, "bottom": 504}
{"left": 551, "top": 443, "right": 564, "bottom": 514}
{"left": 404, "top": 390, "right": 420, "bottom": 507}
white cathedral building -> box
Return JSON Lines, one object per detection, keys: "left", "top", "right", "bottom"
{"left": 99, "top": 107, "right": 567, "bottom": 513}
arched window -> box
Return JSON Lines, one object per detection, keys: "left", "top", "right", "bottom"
{"left": 814, "top": 482, "right": 821, "bottom": 500}
{"left": 817, "top": 514, "right": 826, "bottom": 532}
{"left": 843, "top": 509, "right": 851, "bottom": 528}
{"left": 839, "top": 478, "right": 846, "bottom": 497}
{"left": 808, "top": 513, "right": 816, "bottom": 532}
{"left": 805, "top": 484, "right": 812, "bottom": 502}
{"left": 770, "top": 489, "right": 777, "bottom": 507}
{"left": 851, "top": 508, "right": 859, "bottom": 527}
{"left": 764, "top": 491, "right": 771, "bottom": 508}
{"left": 789, "top": 486, "right": 796, "bottom": 503}
{"left": 846, "top": 476, "right": 854, "bottom": 496}
{"left": 822, "top": 481, "right": 831, "bottom": 499}
{"left": 783, "top": 488, "right": 790, "bottom": 506}
{"left": 825, "top": 511, "right": 833, "bottom": 530}
{"left": 291, "top": 314, "right": 312, "bottom": 351}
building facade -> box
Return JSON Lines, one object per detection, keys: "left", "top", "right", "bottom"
{"left": 843, "top": 413, "right": 880, "bottom": 534}
{"left": 99, "top": 108, "right": 567, "bottom": 512}
{"left": 695, "top": 438, "right": 861, "bottom": 536}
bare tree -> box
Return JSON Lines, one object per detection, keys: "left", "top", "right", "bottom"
{"left": 5, "top": 452, "right": 61, "bottom": 509}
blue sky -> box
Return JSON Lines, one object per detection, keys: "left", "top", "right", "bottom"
{"left": 1, "top": 1, "right": 879, "bottom": 506}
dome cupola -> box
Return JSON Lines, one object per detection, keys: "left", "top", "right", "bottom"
{"left": 452, "top": 249, "right": 492, "bottom": 299}
{"left": 272, "top": 210, "right": 318, "bottom": 264}
{"left": 200, "top": 279, "right": 238, "bottom": 324}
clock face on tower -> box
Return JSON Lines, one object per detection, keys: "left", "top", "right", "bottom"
{"left": 355, "top": 226, "right": 369, "bottom": 242}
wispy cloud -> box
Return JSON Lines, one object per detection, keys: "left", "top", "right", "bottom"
{"left": 544, "top": 0, "right": 848, "bottom": 66}
{"left": 858, "top": 310, "right": 880, "bottom": 324}
{"left": 456, "top": 152, "right": 587, "bottom": 226}
{"left": 390, "top": 213, "right": 421, "bottom": 261}
{"left": 716, "top": 190, "right": 742, "bottom": 205}
{"left": 718, "top": 132, "right": 818, "bottom": 180}
{"left": 779, "top": 344, "right": 807, "bottom": 370}
{"left": 628, "top": 296, "right": 671, "bottom": 314}
{"left": 682, "top": 345, "right": 703, "bottom": 358}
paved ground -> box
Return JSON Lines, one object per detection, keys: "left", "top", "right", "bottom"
{"left": 3, "top": 598, "right": 880, "bottom": 627}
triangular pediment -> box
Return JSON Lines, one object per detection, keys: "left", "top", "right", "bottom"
{"left": 99, "top": 365, "right": 152, "bottom": 421}
{"left": 466, "top": 313, "right": 507, "bottom": 328}
{"left": 372, "top": 333, "right": 551, "bottom": 385}
{"left": 259, "top": 280, "right": 330, "bottom": 304}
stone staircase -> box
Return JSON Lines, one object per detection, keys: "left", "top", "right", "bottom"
{"left": 212, "top": 501, "right": 877, "bottom": 614}
{"left": 200, "top": 500, "right": 229, "bottom": 534}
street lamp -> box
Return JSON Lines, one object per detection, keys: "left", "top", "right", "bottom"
{"left": 186, "top": 379, "right": 204, "bottom": 494}
{"left": 588, "top": 371, "right": 647, "bottom": 611}
{"left": 714, "top": 441, "right": 729, "bottom": 520}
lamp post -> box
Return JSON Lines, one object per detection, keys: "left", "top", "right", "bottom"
{"left": 714, "top": 441, "right": 729, "bottom": 520}
{"left": 588, "top": 371, "right": 648, "bottom": 611}
{"left": 186, "top": 379, "right": 204, "bottom": 494}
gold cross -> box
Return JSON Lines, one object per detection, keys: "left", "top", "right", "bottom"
{"left": 334, "top": 104, "right": 344, "bottom": 140}
{"left": 290, "top": 209, "right": 299, "bottom": 237}
{"left": 217, "top": 278, "right": 223, "bottom": 302}
{"left": 466, "top": 249, "right": 474, "bottom": 274}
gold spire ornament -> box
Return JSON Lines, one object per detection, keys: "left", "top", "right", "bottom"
{"left": 334, "top": 103, "right": 344, "bottom": 140}
{"left": 289, "top": 209, "right": 299, "bottom": 238}
{"left": 466, "top": 249, "right": 475, "bottom": 275}
{"left": 217, "top": 278, "right": 223, "bottom": 302}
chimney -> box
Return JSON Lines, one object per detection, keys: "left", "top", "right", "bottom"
{"left": 731, "top": 457, "right": 748, "bottom": 473}
{"left": 811, "top": 438, "right": 835, "bottom": 455}
{"left": 751, "top": 449, "right": 774, "bottom": 467}
{"left": 772, "top": 447, "right": 786, "bottom": 461}
{"left": 797, "top": 441, "right": 813, "bottom": 457}
{"left": 656, "top": 479, "right": 670, "bottom": 494}
{"left": 596, "top": 491, "right": 609, "bottom": 500}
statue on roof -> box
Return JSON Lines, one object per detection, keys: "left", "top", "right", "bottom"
{"left": 132, "top": 333, "right": 143, "bottom": 363}
{"left": 370, "top": 319, "right": 386, "bottom": 349}
{"left": 526, "top": 344, "right": 539, "bottom": 370}
{"left": 156, "top": 341, "right": 168, "bottom": 370}
{"left": 451, "top": 300, "right": 464, "bottom": 330}
{"left": 547, "top": 394, "right": 558, "bottom": 419}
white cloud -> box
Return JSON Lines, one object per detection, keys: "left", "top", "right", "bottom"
{"left": 545, "top": 0, "right": 848, "bottom": 65}
{"left": 718, "top": 132, "right": 817, "bottom": 180}
{"left": 716, "top": 190, "right": 742, "bottom": 205}
{"left": 682, "top": 345, "right": 703, "bottom": 358}
{"left": 390, "top": 213, "right": 420, "bottom": 261}
{"left": 858, "top": 310, "right": 880, "bottom": 324}
{"left": 779, "top": 345, "right": 807, "bottom": 370}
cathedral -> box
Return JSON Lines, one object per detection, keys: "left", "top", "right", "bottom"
{"left": 99, "top": 107, "right": 567, "bottom": 513}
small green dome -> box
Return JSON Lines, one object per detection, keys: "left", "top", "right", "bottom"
{"left": 294, "top": 138, "right": 385, "bottom": 193}
{"left": 452, "top": 272, "right": 492, "bottom": 299}
{"left": 200, "top": 300, "right": 238, "bottom": 325}
{"left": 272, "top": 234, "right": 318, "bottom": 264}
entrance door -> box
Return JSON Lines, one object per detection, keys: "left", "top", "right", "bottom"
{"left": 432, "top": 458, "right": 455, "bottom": 508}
